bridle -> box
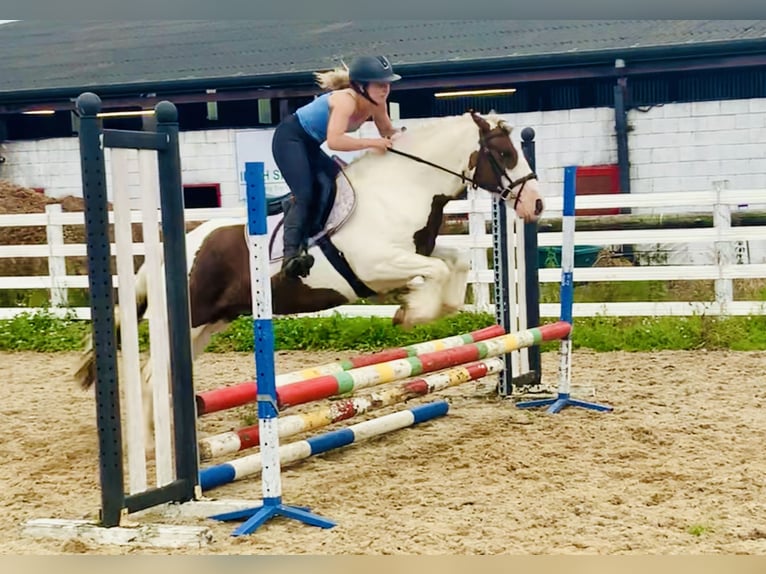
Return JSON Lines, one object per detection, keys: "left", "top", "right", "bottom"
{"left": 474, "top": 129, "right": 538, "bottom": 206}
{"left": 386, "top": 125, "right": 537, "bottom": 208}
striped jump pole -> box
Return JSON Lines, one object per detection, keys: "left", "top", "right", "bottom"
{"left": 276, "top": 321, "right": 571, "bottom": 410}
{"left": 195, "top": 324, "right": 505, "bottom": 415}
{"left": 200, "top": 400, "right": 450, "bottom": 491}
{"left": 199, "top": 357, "right": 505, "bottom": 460}
{"left": 516, "top": 166, "right": 612, "bottom": 413}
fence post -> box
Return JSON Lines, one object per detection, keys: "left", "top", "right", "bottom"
{"left": 45, "top": 204, "right": 67, "bottom": 307}
{"left": 713, "top": 180, "right": 733, "bottom": 311}
{"left": 468, "top": 187, "right": 490, "bottom": 311}
{"left": 520, "top": 128, "right": 541, "bottom": 386}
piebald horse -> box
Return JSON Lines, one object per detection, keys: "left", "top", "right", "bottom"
{"left": 74, "top": 111, "right": 544, "bottom": 445}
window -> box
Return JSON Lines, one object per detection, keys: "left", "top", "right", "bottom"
{"left": 183, "top": 184, "right": 221, "bottom": 208}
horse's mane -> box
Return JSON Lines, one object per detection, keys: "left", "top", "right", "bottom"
{"left": 342, "top": 114, "right": 471, "bottom": 170}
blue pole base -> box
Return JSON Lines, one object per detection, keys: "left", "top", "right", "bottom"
{"left": 209, "top": 498, "right": 336, "bottom": 536}
{"left": 516, "top": 393, "right": 613, "bottom": 414}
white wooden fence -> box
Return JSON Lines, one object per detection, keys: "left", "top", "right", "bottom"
{"left": 1, "top": 186, "right": 765, "bottom": 320}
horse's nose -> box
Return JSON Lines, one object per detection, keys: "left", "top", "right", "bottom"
{"left": 535, "top": 198, "right": 544, "bottom": 216}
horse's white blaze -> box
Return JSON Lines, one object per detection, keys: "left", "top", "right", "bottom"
{"left": 509, "top": 157, "right": 541, "bottom": 222}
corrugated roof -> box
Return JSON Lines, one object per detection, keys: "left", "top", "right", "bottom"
{"left": 1, "top": 20, "right": 765, "bottom": 97}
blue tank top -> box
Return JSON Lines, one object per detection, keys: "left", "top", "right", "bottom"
{"left": 295, "top": 93, "right": 332, "bottom": 142}
{"left": 295, "top": 92, "right": 360, "bottom": 143}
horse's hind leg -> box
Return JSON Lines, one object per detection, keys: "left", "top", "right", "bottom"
{"left": 190, "top": 319, "right": 231, "bottom": 369}
{"left": 138, "top": 318, "right": 231, "bottom": 452}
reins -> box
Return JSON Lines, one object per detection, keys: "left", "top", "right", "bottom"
{"left": 386, "top": 132, "right": 537, "bottom": 207}
{"left": 387, "top": 147, "right": 475, "bottom": 186}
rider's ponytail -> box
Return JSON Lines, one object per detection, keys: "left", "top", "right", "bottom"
{"left": 314, "top": 67, "right": 351, "bottom": 91}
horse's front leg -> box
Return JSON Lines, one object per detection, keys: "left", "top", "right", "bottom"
{"left": 365, "top": 250, "right": 451, "bottom": 329}
{"left": 430, "top": 245, "right": 471, "bottom": 316}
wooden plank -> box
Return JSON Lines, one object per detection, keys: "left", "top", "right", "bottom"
{"left": 143, "top": 499, "right": 264, "bottom": 520}
{"left": 22, "top": 518, "right": 213, "bottom": 549}
{"left": 7, "top": 261, "right": 766, "bottom": 292}
{"left": 538, "top": 211, "right": 766, "bottom": 232}
{"left": 0, "top": 244, "right": 147, "bottom": 258}
{"left": 111, "top": 148, "right": 148, "bottom": 493}
{"left": 138, "top": 150, "right": 174, "bottom": 487}
{"left": 299, "top": 300, "right": 766, "bottom": 318}
{"left": 3, "top": 298, "right": 766, "bottom": 320}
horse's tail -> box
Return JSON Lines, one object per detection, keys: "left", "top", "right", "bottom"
{"left": 73, "top": 262, "right": 150, "bottom": 389}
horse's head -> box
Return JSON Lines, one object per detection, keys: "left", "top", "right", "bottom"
{"left": 466, "top": 112, "right": 544, "bottom": 223}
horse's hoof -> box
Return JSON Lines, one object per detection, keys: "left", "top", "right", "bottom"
{"left": 392, "top": 307, "right": 416, "bottom": 330}
{"left": 441, "top": 304, "right": 460, "bottom": 316}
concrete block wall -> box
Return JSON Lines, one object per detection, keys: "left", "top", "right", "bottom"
{"left": 0, "top": 137, "right": 83, "bottom": 198}
{"left": 178, "top": 129, "right": 240, "bottom": 208}
{"left": 0, "top": 128, "right": 241, "bottom": 208}
{"left": 499, "top": 107, "right": 618, "bottom": 194}
{"left": 1, "top": 97, "right": 763, "bottom": 215}
{"left": 628, "top": 98, "right": 766, "bottom": 206}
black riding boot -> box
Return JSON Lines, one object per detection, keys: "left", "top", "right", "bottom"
{"left": 281, "top": 197, "right": 314, "bottom": 279}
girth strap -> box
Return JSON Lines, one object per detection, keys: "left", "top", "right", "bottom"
{"left": 316, "top": 235, "right": 377, "bottom": 299}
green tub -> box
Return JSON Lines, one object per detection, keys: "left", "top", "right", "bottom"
{"left": 537, "top": 246, "right": 602, "bottom": 268}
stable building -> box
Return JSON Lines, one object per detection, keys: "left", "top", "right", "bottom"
{"left": 0, "top": 20, "right": 765, "bottom": 214}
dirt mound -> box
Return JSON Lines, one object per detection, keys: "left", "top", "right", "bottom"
{"left": 0, "top": 180, "right": 57, "bottom": 214}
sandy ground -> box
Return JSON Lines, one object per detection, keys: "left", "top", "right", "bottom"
{"left": 2, "top": 348, "right": 766, "bottom": 555}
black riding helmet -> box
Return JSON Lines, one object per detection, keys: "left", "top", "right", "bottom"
{"left": 348, "top": 55, "right": 402, "bottom": 84}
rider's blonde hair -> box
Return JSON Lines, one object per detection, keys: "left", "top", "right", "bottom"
{"left": 314, "top": 65, "right": 351, "bottom": 91}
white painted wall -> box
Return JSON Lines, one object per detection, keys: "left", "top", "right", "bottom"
{"left": 0, "top": 128, "right": 241, "bottom": 208}
{"left": 1, "top": 97, "right": 764, "bottom": 264}
{"left": 628, "top": 98, "right": 766, "bottom": 199}
{"left": 3, "top": 98, "right": 764, "bottom": 204}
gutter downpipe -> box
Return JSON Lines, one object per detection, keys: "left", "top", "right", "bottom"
{"left": 614, "top": 58, "right": 631, "bottom": 202}
{"left": 613, "top": 58, "right": 634, "bottom": 262}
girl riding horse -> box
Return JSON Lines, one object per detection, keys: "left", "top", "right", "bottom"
{"left": 271, "top": 55, "right": 402, "bottom": 278}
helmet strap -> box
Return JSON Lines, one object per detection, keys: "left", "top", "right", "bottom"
{"left": 352, "top": 82, "right": 378, "bottom": 105}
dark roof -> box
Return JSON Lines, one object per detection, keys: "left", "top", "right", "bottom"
{"left": 1, "top": 20, "right": 766, "bottom": 101}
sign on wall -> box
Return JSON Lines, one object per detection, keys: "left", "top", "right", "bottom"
{"left": 234, "top": 127, "right": 368, "bottom": 202}
{"left": 234, "top": 128, "right": 286, "bottom": 201}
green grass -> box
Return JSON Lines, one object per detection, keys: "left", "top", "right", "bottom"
{"left": 0, "top": 309, "right": 90, "bottom": 351}
{"left": 0, "top": 308, "right": 764, "bottom": 354}
{"left": 687, "top": 523, "right": 715, "bottom": 537}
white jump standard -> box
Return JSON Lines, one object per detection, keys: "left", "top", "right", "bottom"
{"left": 207, "top": 162, "right": 336, "bottom": 535}
{"left": 516, "top": 165, "right": 612, "bottom": 413}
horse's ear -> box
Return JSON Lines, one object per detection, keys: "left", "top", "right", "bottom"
{"left": 468, "top": 151, "right": 478, "bottom": 170}
{"left": 470, "top": 110, "right": 491, "bottom": 133}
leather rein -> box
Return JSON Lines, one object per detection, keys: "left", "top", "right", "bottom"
{"left": 387, "top": 130, "right": 537, "bottom": 207}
